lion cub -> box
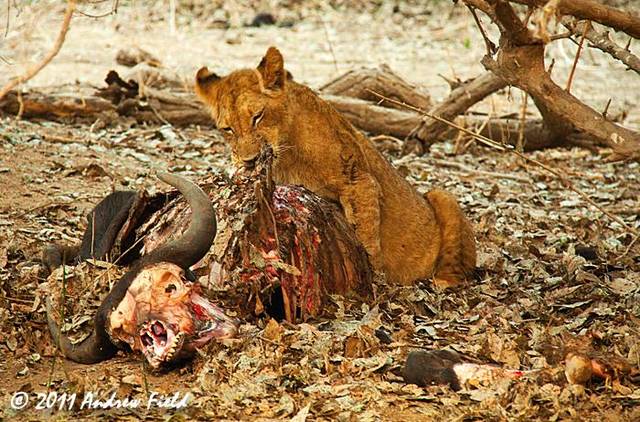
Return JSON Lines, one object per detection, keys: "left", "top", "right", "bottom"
{"left": 195, "top": 47, "right": 476, "bottom": 287}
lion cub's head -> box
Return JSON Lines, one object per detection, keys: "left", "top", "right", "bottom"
{"left": 195, "top": 47, "right": 291, "bottom": 169}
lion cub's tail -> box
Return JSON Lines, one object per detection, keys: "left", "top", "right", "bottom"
{"left": 424, "top": 189, "right": 477, "bottom": 288}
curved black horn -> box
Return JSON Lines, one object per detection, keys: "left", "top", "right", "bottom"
{"left": 47, "top": 296, "right": 118, "bottom": 363}
{"left": 47, "top": 173, "right": 217, "bottom": 363}
{"left": 141, "top": 172, "right": 217, "bottom": 267}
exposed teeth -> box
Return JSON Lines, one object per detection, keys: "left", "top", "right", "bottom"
{"left": 139, "top": 321, "right": 192, "bottom": 366}
{"left": 165, "top": 333, "right": 185, "bottom": 360}
{"left": 146, "top": 331, "right": 186, "bottom": 365}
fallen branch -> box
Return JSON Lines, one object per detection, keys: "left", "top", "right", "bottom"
{"left": 0, "top": 1, "right": 76, "bottom": 101}
{"left": 320, "top": 65, "right": 431, "bottom": 111}
{"left": 0, "top": 89, "right": 117, "bottom": 120}
{"left": 0, "top": 66, "right": 632, "bottom": 156}
{"left": 474, "top": 116, "right": 581, "bottom": 150}
{"left": 0, "top": 87, "right": 212, "bottom": 126}
{"left": 366, "top": 89, "right": 507, "bottom": 151}
{"left": 406, "top": 72, "right": 508, "bottom": 152}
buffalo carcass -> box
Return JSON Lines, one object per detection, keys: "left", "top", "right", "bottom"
{"left": 44, "top": 162, "right": 373, "bottom": 368}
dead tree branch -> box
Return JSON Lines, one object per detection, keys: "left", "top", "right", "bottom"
{"left": 464, "top": 0, "right": 497, "bottom": 20}
{"left": 0, "top": 1, "right": 76, "bottom": 101}
{"left": 0, "top": 81, "right": 560, "bottom": 154}
{"left": 406, "top": 72, "right": 507, "bottom": 153}
{"left": 563, "top": 18, "right": 640, "bottom": 75}
{"left": 320, "top": 65, "right": 431, "bottom": 111}
{"left": 0, "top": 89, "right": 117, "bottom": 120}
{"left": 509, "top": 0, "right": 640, "bottom": 39}
{"left": 482, "top": 47, "right": 639, "bottom": 158}
{"left": 472, "top": 0, "right": 640, "bottom": 161}
{"left": 467, "top": 4, "right": 497, "bottom": 54}
{"left": 367, "top": 89, "right": 508, "bottom": 151}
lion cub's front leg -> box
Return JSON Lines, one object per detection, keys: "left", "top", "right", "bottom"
{"left": 339, "top": 173, "right": 384, "bottom": 270}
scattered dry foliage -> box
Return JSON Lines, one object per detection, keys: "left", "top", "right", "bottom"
{"left": 1, "top": 116, "right": 638, "bottom": 420}
{"left": 0, "top": 0, "right": 639, "bottom": 420}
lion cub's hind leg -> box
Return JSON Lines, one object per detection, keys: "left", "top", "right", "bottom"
{"left": 424, "top": 189, "right": 476, "bottom": 289}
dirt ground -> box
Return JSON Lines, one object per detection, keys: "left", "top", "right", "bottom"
{"left": 1, "top": 1, "right": 640, "bottom": 421}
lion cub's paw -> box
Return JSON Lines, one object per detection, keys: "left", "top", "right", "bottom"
{"left": 432, "top": 278, "right": 463, "bottom": 290}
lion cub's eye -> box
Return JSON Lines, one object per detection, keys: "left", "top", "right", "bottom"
{"left": 252, "top": 109, "right": 265, "bottom": 128}
{"left": 221, "top": 127, "right": 234, "bottom": 135}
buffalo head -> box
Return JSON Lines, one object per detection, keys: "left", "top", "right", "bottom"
{"left": 46, "top": 173, "right": 238, "bottom": 367}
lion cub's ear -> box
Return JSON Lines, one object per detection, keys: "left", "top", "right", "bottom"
{"left": 257, "top": 46, "right": 286, "bottom": 91}
{"left": 195, "top": 66, "right": 220, "bottom": 99}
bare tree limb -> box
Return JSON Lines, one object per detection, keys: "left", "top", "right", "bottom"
{"left": 482, "top": 50, "right": 640, "bottom": 160}
{"left": 509, "top": 0, "right": 640, "bottom": 39}
{"left": 477, "top": 0, "right": 640, "bottom": 161}
{"left": 0, "top": 1, "right": 76, "bottom": 101}
{"left": 493, "top": 0, "right": 538, "bottom": 45}
{"left": 464, "top": 0, "right": 496, "bottom": 20}
{"left": 563, "top": 18, "right": 640, "bottom": 75}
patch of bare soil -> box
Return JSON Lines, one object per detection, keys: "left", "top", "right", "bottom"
{"left": 1, "top": 1, "right": 639, "bottom": 420}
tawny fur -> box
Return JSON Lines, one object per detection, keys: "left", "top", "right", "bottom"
{"left": 195, "top": 47, "right": 476, "bottom": 286}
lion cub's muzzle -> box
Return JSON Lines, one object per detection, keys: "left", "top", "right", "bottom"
{"left": 243, "top": 156, "right": 258, "bottom": 170}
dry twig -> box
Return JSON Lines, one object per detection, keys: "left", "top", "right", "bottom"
{"left": 602, "top": 98, "right": 612, "bottom": 120}
{"left": 517, "top": 91, "right": 528, "bottom": 151}
{"left": 565, "top": 21, "right": 587, "bottom": 93}
{"left": 429, "top": 159, "right": 530, "bottom": 182}
{"left": 320, "top": 18, "right": 339, "bottom": 74}
{"left": 0, "top": 1, "right": 76, "bottom": 101}
{"left": 467, "top": 4, "right": 496, "bottom": 55}
{"left": 4, "top": 0, "right": 10, "bottom": 38}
